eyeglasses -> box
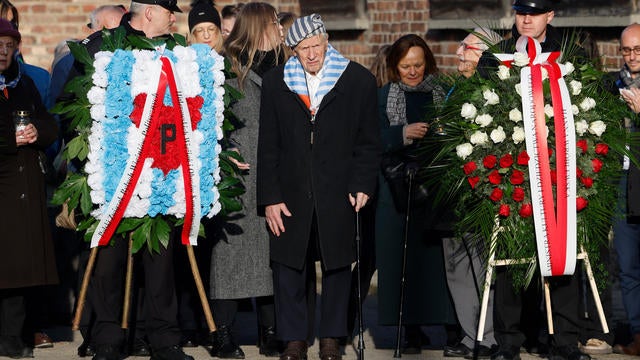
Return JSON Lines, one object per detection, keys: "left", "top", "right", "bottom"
{"left": 459, "top": 42, "right": 485, "bottom": 52}
{"left": 621, "top": 46, "right": 640, "bottom": 56}
{"left": 193, "top": 26, "right": 219, "bottom": 36}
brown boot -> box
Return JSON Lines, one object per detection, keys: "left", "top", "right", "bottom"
{"left": 319, "top": 338, "right": 342, "bottom": 360}
{"left": 613, "top": 334, "right": 640, "bottom": 355}
{"left": 280, "top": 340, "right": 307, "bottom": 360}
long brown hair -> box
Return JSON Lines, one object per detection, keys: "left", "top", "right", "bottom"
{"left": 386, "top": 34, "right": 438, "bottom": 83}
{"left": 223, "top": 2, "right": 284, "bottom": 89}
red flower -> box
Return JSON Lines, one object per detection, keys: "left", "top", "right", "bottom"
{"left": 550, "top": 169, "right": 557, "bottom": 185}
{"left": 577, "top": 139, "right": 588, "bottom": 154}
{"left": 499, "top": 204, "right": 510, "bottom": 217}
{"left": 488, "top": 170, "right": 502, "bottom": 185}
{"left": 577, "top": 197, "right": 588, "bottom": 211}
{"left": 468, "top": 176, "right": 480, "bottom": 189}
{"left": 592, "top": 158, "right": 603, "bottom": 173}
{"left": 548, "top": 147, "right": 554, "bottom": 158}
{"left": 500, "top": 154, "right": 514, "bottom": 168}
{"left": 463, "top": 161, "right": 477, "bottom": 175}
{"left": 510, "top": 169, "right": 525, "bottom": 185}
{"left": 519, "top": 203, "right": 533, "bottom": 218}
{"left": 483, "top": 155, "right": 497, "bottom": 169}
{"left": 595, "top": 143, "right": 609, "bottom": 156}
{"left": 517, "top": 151, "right": 530, "bottom": 166}
{"left": 581, "top": 177, "right": 594, "bottom": 188}
{"left": 512, "top": 187, "right": 525, "bottom": 202}
{"left": 576, "top": 167, "right": 583, "bottom": 178}
{"left": 490, "top": 188, "right": 503, "bottom": 202}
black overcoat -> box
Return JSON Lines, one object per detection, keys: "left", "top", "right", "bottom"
{"left": 0, "top": 69, "right": 59, "bottom": 289}
{"left": 257, "top": 61, "right": 381, "bottom": 271}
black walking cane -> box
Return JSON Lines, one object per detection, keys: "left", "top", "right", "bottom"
{"left": 354, "top": 205, "right": 366, "bottom": 360}
{"left": 393, "top": 164, "right": 418, "bottom": 358}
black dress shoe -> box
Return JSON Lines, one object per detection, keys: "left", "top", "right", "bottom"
{"left": 0, "top": 336, "right": 30, "bottom": 359}
{"left": 491, "top": 349, "right": 520, "bottom": 360}
{"left": 150, "top": 345, "right": 194, "bottom": 360}
{"left": 78, "top": 341, "right": 96, "bottom": 357}
{"left": 180, "top": 330, "right": 198, "bottom": 348}
{"left": 548, "top": 346, "right": 591, "bottom": 360}
{"left": 444, "top": 343, "right": 471, "bottom": 357}
{"left": 92, "top": 344, "right": 122, "bottom": 360}
{"left": 258, "top": 326, "right": 281, "bottom": 357}
{"left": 402, "top": 325, "right": 429, "bottom": 354}
{"left": 210, "top": 325, "right": 245, "bottom": 359}
{"left": 465, "top": 345, "right": 498, "bottom": 359}
{"left": 130, "top": 338, "right": 151, "bottom": 357}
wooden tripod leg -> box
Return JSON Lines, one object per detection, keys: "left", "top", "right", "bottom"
{"left": 581, "top": 248, "right": 609, "bottom": 333}
{"left": 121, "top": 235, "right": 134, "bottom": 329}
{"left": 544, "top": 278, "right": 554, "bottom": 334}
{"left": 187, "top": 244, "right": 216, "bottom": 332}
{"left": 73, "top": 247, "right": 99, "bottom": 330}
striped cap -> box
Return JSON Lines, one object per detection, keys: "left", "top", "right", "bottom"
{"left": 285, "top": 14, "right": 326, "bottom": 48}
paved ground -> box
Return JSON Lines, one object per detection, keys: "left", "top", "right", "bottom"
{"left": 34, "top": 293, "right": 636, "bottom": 360}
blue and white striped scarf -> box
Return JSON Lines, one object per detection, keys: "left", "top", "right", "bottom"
{"left": 283, "top": 44, "right": 349, "bottom": 112}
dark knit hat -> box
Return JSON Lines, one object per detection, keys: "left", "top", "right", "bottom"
{"left": 189, "top": 1, "right": 221, "bottom": 32}
{"left": 512, "top": 0, "right": 554, "bottom": 14}
{"left": 285, "top": 13, "right": 326, "bottom": 48}
{"left": 133, "top": 0, "right": 182, "bottom": 13}
{"left": 0, "top": 19, "right": 20, "bottom": 43}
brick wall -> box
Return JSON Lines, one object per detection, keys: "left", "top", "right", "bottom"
{"left": 13, "top": 0, "right": 627, "bottom": 75}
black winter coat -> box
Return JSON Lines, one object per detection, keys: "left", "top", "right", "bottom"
{"left": 0, "top": 62, "right": 58, "bottom": 289}
{"left": 257, "top": 61, "right": 381, "bottom": 271}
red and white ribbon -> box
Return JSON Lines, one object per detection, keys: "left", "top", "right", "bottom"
{"left": 498, "top": 36, "right": 577, "bottom": 277}
{"left": 91, "top": 56, "right": 201, "bottom": 248}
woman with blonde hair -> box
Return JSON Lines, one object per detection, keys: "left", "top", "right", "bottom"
{"left": 206, "top": 2, "right": 286, "bottom": 358}
{"left": 188, "top": 0, "right": 223, "bottom": 52}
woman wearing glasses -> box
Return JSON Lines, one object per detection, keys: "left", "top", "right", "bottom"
{"left": 188, "top": 0, "right": 223, "bottom": 52}
{"left": 205, "top": 3, "right": 286, "bottom": 358}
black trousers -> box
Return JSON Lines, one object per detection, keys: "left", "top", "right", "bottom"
{"left": 272, "top": 261, "right": 351, "bottom": 343}
{"left": 494, "top": 268, "right": 581, "bottom": 350}
{"left": 87, "top": 235, "right": 181, "bottom": 349}
{"left": 0, "top": 289, "right": 25, "bottom": 337}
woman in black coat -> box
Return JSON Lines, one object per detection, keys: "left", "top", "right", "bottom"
{"left": 0, "top": 19, "right": 58, "bottom": 357}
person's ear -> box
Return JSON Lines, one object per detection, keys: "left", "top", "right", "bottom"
{"left": 546, "top": 11, "right": 555, "bottom": 24}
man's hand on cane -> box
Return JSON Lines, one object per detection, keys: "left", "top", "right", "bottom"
{"left": 349, "top": 192, "right": 369, "bottom": 212}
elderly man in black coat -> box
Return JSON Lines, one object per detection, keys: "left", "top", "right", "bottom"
{"left": 257, "top": 13, "right": 381, "bottom": 360}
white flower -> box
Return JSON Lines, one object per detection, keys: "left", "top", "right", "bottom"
{"left": 475, "top": 114, "right": 493, "bottom": 127}
{"left": 90, "top": 104, "right": 106, "bottom": 121}
{"left": 512, "top": 126, "right": 525, "bottom": 144}
{"left": 455, "top": 143, "right": 473, "bottom": 159}
{"left": 589, "top": 120, "right": 607, "bottom": 137}
{"left": 461, "top": 103, "right": 477, "bottom": 119}
{"left": 541, "top": 67, "right": 549, "bottom": 80}
{"left": 575, "top": 119, "right": 589, "bottom": 136}
{"left": 579, "top": 97, "right": 596, "bottom": 111}
{"left": 470, "top": 131, "right": 489, "bottom": 145}
{"left": 483, "top": 89, "right": 500, "bottom": 105}
{"left": 515, "top": 83, "right": 522, "bottom": 96}
{"left": 569, "top": 80, "right": 582, "bottom": 95}
{"left": 572, "top": 105, "right": 579, "bottom": 115}
{"left": 564, "top": 61, "right": 575, "bottom": 75}
{"left": 490, "top": 126, "right": 506, "bottom": 143}
{"left": 514, "top": 52, "right": 529, "bottom": 67}
{"left": 544, "top": 104, "right": 554, "bottom": 118}
{"left": 497, "top": 65, "right": 511, "bottom": 80}
{"left": 509, "top": 108, "right": 522, "bottom": 122}
{"left": 87, "top": 86, "right": 106, "bottom": 105}
{"left": 92, "top": 71, "right": 108, "bottom": 88}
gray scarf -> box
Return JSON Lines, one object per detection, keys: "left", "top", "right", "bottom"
{"left": 619, "top": 64, "right": 640, "bottom": 89}
{"left": 386, "top": 74, "right": 444, "bottom": 126}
